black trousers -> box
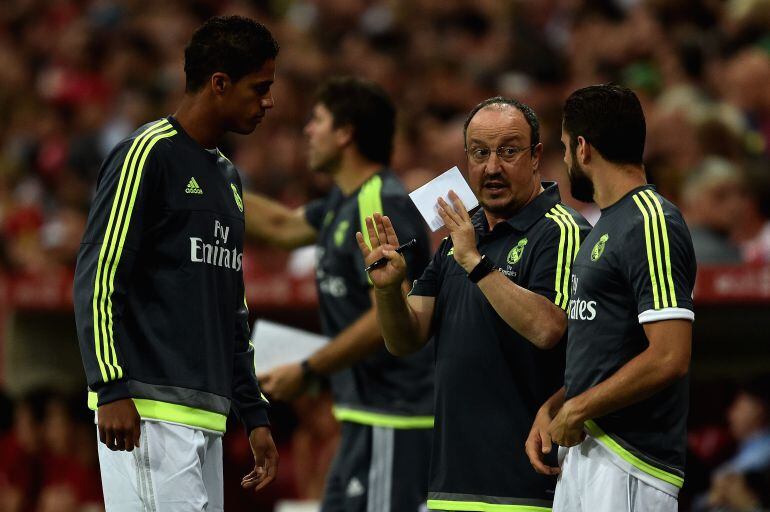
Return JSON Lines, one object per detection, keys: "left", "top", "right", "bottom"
{"left": 321, "top": 422, "right": 432, "bottom": 512}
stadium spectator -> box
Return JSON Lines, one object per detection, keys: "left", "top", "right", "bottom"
{"left": 0, "top": 390, "right": 48, "bottom": 512}
{"left": 718, "top": 378, "right": 770, "bottom": 476}
{"left": 695, "top": 378, "right": 770, "bottom": 512}
{"left": 733, "top": 165, "right": 770, "bottom": 263}
{"left": 681, "top": 157, "right": 745, "bottom": 264}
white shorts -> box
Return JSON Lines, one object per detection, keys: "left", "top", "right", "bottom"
{"left": 97, "top": 420, "right": 224, "bottom": 512}
{"left": 553, "top": 435, "right": 678, "bottom": 512}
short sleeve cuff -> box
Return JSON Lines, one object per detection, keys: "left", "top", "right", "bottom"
{"left": 638, "top": 308, "right": 695, "bottom": 324}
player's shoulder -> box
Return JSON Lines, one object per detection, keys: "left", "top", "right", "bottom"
{"left": 378, "top": 168, "right": 410, "bottom": 200}
{"left": 621, "top": 187, "right": 691, "bottom": 242}
{"left": 110, "top": 118, "right": 178, "bottom": 158}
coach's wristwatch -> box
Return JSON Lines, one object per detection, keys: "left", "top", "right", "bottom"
{"left": 467, "top": 254, "right": 498, "bottom": 283}
{"left": 300, "top": 358, "right": 319, "bottom": 383}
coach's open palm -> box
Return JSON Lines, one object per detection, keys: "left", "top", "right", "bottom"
{"left": 242, "top": 426, "right": 279, "bottom": 493}
{"left": 356, "top": 213, "right": 406, "bottom": 290}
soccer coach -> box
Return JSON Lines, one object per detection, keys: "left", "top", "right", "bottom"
{"left": 73, "top": 16, "right": 279, "bottom": 510}
{"left": 527, "top": 85, "right": 696, "bottom": 511}
{"left": 358, "top": 97, "right": 590, "bottom": 511}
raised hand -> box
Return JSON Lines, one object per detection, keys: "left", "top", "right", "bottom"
{"left": 356, "top": 213, "right": 406, "bottom": 290}
{"left": 437, "top": 190, "right": 481, "bottom": 273}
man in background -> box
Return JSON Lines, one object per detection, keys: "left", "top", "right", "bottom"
{"left": 681, "top": 157, "right": 744, "bottom": 264}
{"left": 244, "top": 76, "right": 433, "bottom": 512}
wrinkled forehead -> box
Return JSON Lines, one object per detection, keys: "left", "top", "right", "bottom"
{"left": 466, "top": 105, "right": 530, "bottom": 147}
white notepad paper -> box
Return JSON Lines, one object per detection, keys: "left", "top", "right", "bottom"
{"left": 408, "top": 166, "right": 479, "bottom": 232}
{"left": 252, "top": 320, "right": 328, "bottom": 375}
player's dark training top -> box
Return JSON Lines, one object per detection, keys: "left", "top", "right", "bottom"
{"left": 304, "top": 169, "right": 434, "bottom": 426}
{"left": 566, "top": 185, "right": 696, "bottom": 494}
{"left": 74, "top": 117, "right": 269, "bottom": 434}
{"left": 410, "top": 183, "right": 591, "bottom": 511}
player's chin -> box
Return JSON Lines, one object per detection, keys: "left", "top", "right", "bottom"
{"left": 232, "top": 118, "right": 262, "bottom": 135}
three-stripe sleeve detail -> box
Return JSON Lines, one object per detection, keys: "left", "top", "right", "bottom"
{"left": 544, "top": 206, "right": 580, "bottom": 310}
{"left": 92, "top": 120, "right": 177, "bottom": 382}
{"left": 632, "top": 190, "right": 677, "bottom": 309}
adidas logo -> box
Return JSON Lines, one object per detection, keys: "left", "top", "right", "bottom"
{"left": 185, "top": 177, "right": 203, "bottom": 195}
{"left": 345, "top": 477, "right": 365, "bottom": 498}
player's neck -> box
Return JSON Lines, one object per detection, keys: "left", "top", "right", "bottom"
{"left": 173, "top": 96, "right": 224, "bottom": 150}
{"left": 334, "top": 152, "right": 382, "bottom": 196}
{"left": 593, "top": 164, "right": 647, "bottom": 209}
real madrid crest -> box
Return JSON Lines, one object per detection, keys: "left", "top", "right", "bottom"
{"left": 591, "top": 233, "right": 609, "bottom": 261}
{"left": 507, "top": 238, "right": 528, "bottom": 265}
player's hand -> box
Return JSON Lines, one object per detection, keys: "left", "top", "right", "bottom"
{"left": 242, "top": 426, "right": 279, "bottom": 493}
{"left": 356, "top": 213, "right": 407, "bottom": 291}
{"left": 548, "top": 399, "right": 586, "bottom": 447}
{"left": 258, "top": 363, "right": 305, "bottom": 402}
{"left": 437, "top": 191, "right": 481, "bottom": 273}
{"left": 525, "top": 403, "right": 561, "bottom": 475}
{"left": 98, "top": 398, "right": 141, "bottom": 452}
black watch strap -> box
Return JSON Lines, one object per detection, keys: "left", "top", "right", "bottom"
{"left": 300, "top": 359, "right": 318, "bottom": 382}
{"left": 467, "top": 255, "right": 497, "bottom": 283}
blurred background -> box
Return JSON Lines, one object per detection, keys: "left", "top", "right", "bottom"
{"left": 1, "top": 0, "right": 769, "bottom": 511}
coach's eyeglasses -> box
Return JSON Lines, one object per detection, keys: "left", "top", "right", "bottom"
{"left": 466, "top": 144, "right": 536, "bottom": 164}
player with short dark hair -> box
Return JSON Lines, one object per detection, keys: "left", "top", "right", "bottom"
{"left": 243, "top": 76, "right": 433, "bottom": 512}
{"left": 183, "top": 15, "right": 279, "bottom": 93}
{"left": 314, "top": 77, "right": 396, "bottom": 167}
{"left": 527, "top": 84, "right": 696, "bottom": 511}
{"left": 360, "top": 97, "right": 590, "bottom": 511}
{"left": 73, "top": 15, "right": 279, "bottom": 510}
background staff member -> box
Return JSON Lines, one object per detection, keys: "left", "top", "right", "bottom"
{"left": 358, "top": 97, "right": 590, "bottom": 512}
{"left": 73, "top": 16, "right": 279, "bottom": 510}
{"left": 243, "top": 77, "right": 433, "bottom": 512}
{"left": 527, "top": 84, "right": 696, "bottom": 511}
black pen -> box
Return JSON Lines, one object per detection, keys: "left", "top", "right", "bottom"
{"left": 365, "top": 238, "right": 417, "bottom": 272}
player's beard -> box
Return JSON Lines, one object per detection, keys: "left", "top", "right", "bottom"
{"left": 568, "top": 146, "right": 595, "bottom": 203}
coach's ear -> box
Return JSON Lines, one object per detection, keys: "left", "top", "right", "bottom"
{"left": 531, "top": 142, "right": 543, "bottom": 173}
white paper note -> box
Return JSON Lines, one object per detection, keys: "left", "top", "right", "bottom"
{"left": 252, "top": 320, "right": 328, "bottom": 375}
{"left": 408, "top": 166, "right": 479, "bottom": 232}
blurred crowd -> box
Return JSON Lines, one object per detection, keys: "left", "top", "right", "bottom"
{"left": 1, "top": 0, "right": 770, "bottom": 511}
{"left": 2, "top": 0, "right": 770, "bottom": 275}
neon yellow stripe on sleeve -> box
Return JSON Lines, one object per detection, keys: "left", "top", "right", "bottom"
{"left": 644, "top": 190, "right": 677, "bottom": 306}
{"left": 632, "top": 194, "right": 661, "bottom": 309}
{"left": 638, "top": 191, "right": 669, "bottom": 308}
